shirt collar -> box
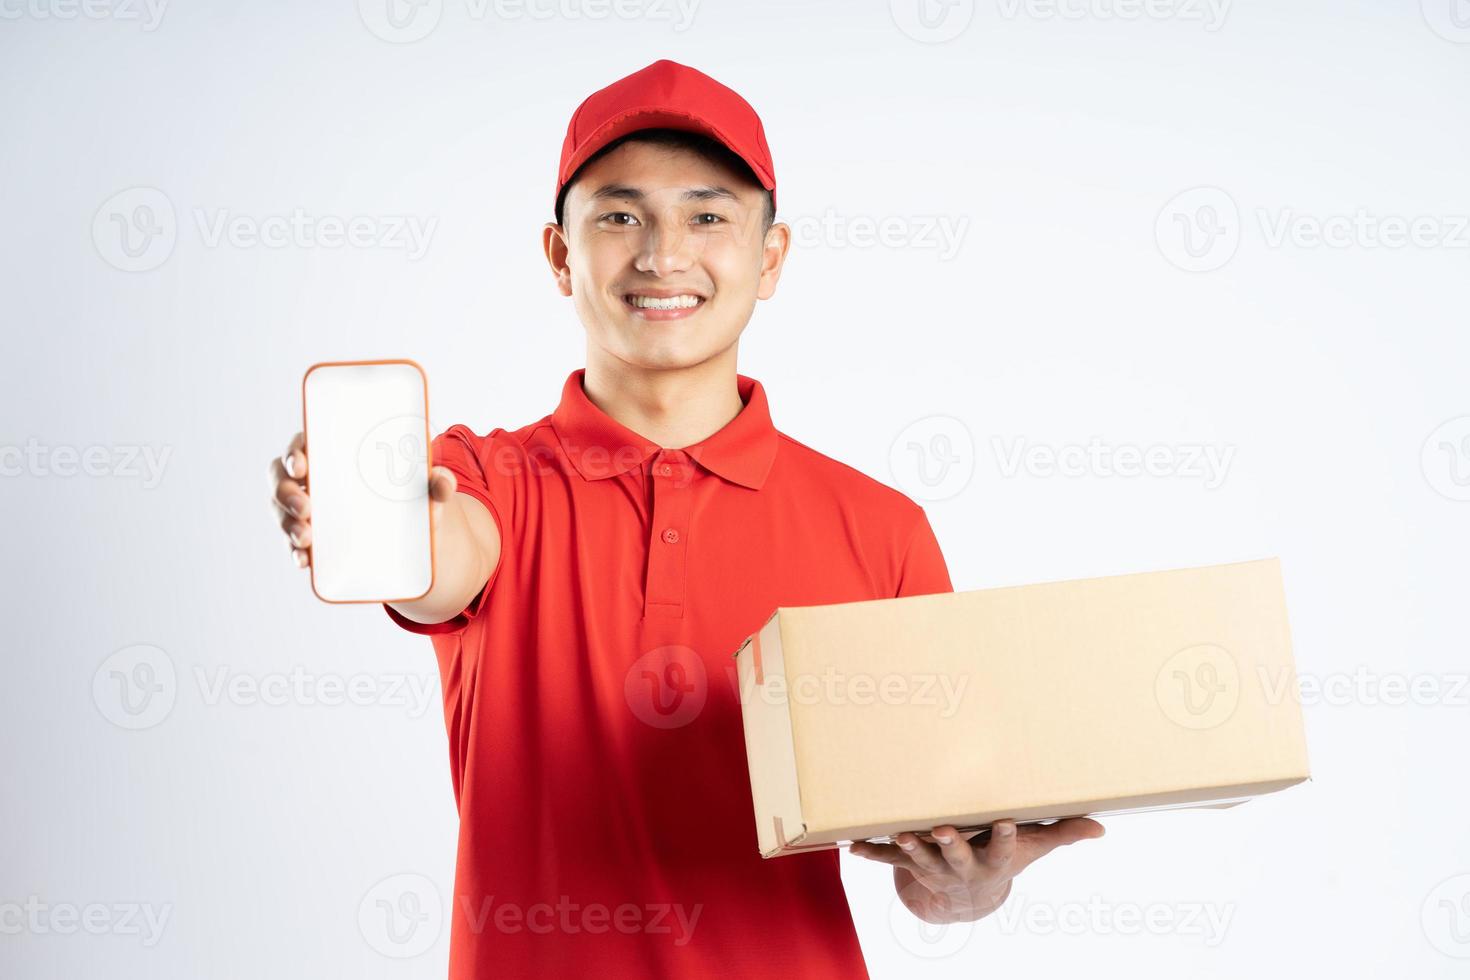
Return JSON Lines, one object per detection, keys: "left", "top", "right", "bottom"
{"left": 550, "top": 368, "right": 779, "bottom": 490}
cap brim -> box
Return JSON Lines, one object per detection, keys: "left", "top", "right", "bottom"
{"left": 559, "top": 107, "right": 776, "bottom": 201}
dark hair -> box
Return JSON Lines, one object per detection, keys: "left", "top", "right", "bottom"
{"left": 555, "top": 127, "right": 775, "bottom": 234}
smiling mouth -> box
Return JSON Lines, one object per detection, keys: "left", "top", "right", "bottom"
{"left": 623, "top": 293, "right": 706, "bottom": 311}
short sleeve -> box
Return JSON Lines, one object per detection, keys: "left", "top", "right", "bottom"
{"left": 383, "top": 424, "right": 512, "bottom": 636}
{"left": 894, "top": 506, "right": 953, "bottom": 598}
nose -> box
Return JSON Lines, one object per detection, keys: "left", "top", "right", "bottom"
{"left": 631, "top": 206, "right": 701, "bottom": 277}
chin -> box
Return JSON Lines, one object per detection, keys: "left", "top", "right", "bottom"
{"left": 593, "top": 325, "right": 733, "bottom": 373}
{"left": 616, "top": 347, "right": 716, "bottom": 372}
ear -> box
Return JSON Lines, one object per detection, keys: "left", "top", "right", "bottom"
{"left": 543, "top": 222, "right": 573, "bottom": 297}
{"left": 756, "top": 221, "right": 791, "bottom": 301}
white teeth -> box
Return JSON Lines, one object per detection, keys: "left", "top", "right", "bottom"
{"left": 628, "top": 294, "right": 701, "bottom": 310}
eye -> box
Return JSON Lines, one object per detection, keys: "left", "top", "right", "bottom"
{"left": 600, "top": 212, "right": 639, "bottom": 226}
{"left": 692, "top": 213, "right": 725, "bottom": 226}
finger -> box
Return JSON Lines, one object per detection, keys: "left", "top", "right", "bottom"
{"left": 895, "top": 832, "right": 948, "bottom": 876}
{"left": 428, "top": 465, "right": 457, "bottom": 502}
{"left": 282, "top": 432, "right": 307, "bottom": 479}
{"left": 270, "top": 461, "right": 310, "bottom": 519}
{"left": 1010, "top": 818, "right": 1104, "bottom": 868}
{"left": 980, "top": 819, "right": 1018, "bottom": 869}
{"left": 1019, "top": 817, "right": 1105, "bottom": 850}
{"left": 930, "top": 825, "right": 977, "bottom": 875}
{"left": 848, "top": 840, "right": 916, "bottom": 870}
{"left": 282, "top": 519, "right": 312, "bottom": 550}
{"left": 269, "top": 457, "right": 301, "bottom": 517}
{"left": 291, "top": 547, "right": 311, "bottom": 569}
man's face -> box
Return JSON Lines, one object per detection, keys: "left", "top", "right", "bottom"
{"left": 545, "top": 140, "right": 789, "bottom": 373}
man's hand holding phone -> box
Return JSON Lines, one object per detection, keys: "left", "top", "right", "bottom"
{"left": 269, "top": 362, "right": 499, "bottom": 624}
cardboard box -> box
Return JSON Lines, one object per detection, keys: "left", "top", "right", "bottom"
{"left": 732, "top": 558, "right": 1310, "bottom": 858}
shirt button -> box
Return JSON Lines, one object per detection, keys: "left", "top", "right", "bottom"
{"left": 661, "top": 527, "right": 680, "bottom": 544}
{"left": 659, "top": 464, "right": 673, "bottom": 477}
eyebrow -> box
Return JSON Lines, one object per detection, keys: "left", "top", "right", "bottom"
{"left": 589, "top": 184, "right": 742, "bottom": 205}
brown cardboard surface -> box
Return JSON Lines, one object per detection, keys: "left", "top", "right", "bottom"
{"left": 733, "top": 558, "right": 1311, "bottom": 858}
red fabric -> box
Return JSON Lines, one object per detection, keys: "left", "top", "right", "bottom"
{"left": 386, "top": 368, "right": 953, "bottom": 978}
{"left": 556, "top": 59, "right": 778, "bottom": 214}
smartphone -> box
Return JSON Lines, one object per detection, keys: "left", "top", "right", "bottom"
{"left": 300, "top": 360, "right": 434, "bottom": 603}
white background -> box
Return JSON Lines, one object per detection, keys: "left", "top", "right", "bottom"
{"left": 2, "top": 1, "right": 1468, "bottom": 977}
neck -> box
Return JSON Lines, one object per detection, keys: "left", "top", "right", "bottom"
{"left": 582, "top": 347, "right": 745, "bottom": 450}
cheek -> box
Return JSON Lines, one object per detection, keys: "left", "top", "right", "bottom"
{"left": 703, "top": 241, "right": 762, "bottom": 292}
{"left": 569, "top": 240, "right": 626, "bottom": 292}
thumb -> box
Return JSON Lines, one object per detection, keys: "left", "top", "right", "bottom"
{"left": 428, "top": 465, "right": 457, "bottom": 504}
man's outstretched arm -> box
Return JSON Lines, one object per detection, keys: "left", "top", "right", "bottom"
{"left": 269, "top": 430, "right": 500, "bottom": 624}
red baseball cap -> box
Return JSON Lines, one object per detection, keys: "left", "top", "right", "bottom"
{"left": 555, "top": 59, "right": 777, "bottom": 220}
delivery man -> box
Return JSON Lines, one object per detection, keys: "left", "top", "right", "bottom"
{"left": 268, "top": 59, "right": 1103, "bottom": 979}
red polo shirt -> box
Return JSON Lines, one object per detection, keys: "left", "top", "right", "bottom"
{"left": 386, "top": 367, "right": 953, "bottom": 978}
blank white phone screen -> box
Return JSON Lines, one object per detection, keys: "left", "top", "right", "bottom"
{"left": 302, "top": 362, "right": 433, "bottom": 603}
